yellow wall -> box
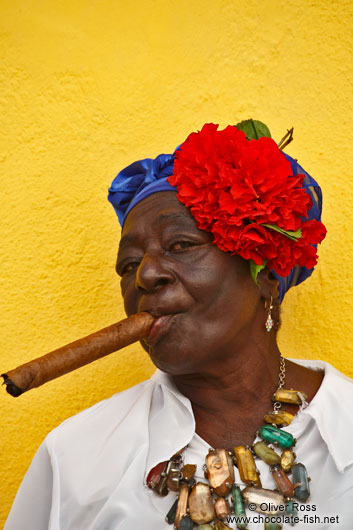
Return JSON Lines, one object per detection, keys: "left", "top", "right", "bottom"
{"left": 1, "top": 0, "right": 352, "bottom": 525}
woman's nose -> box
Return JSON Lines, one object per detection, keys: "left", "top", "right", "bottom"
{"left": 135, "top": 252, "right": 175, "bottom": 293}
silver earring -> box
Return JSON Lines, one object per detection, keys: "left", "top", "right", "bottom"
{"left": 265, "top": 296, "right": 274, "bottom": 332}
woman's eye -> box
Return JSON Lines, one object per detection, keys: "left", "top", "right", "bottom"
{"left": 119, "top": 261, "right": 140, "bottom": 276}
{"left": 170, "top": 240, "right": 195, "bottom": 251}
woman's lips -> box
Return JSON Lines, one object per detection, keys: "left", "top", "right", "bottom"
{"left": 144, "top": 314, "right": 176, "bottom": 346}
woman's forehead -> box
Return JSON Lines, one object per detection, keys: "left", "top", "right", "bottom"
{"left": 122, "top": 191, "right": 196, "bottom": 235}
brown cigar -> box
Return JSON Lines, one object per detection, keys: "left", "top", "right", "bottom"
{"left": 1, "top": 312, "right": 154, "bottom": 397}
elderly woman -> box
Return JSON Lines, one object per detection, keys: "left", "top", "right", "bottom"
{"left": 4, "top": 121, "right": 353, "bottom": 530}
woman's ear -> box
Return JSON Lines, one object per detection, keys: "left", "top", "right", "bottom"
{"left": 256, "top": 268, "right": 279, "bottom": 302}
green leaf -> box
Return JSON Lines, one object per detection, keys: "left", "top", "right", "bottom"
{"left": 235, "top": 119, "right": 272, "bottom": 140}
{"left": 261, "top": 223, "right": 302, "bottom": 241}
{"left": 249, "top": 259, "right": 267, "bottom": 285}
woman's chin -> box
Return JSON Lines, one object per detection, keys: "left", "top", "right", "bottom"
{"left": 146, "top": 342, "right": 194, "bottom": 375}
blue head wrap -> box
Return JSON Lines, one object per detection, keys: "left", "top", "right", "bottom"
{"left": 108, "top": 154, "right": 175, "bottom": 226}
{"left": 273, "top": 154, "right": 323, "bottom": 301}
{"left": 108, "top": 150, "right": 323, "bottom": 302}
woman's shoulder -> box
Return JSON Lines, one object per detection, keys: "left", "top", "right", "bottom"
{"left": 290, "top": 358, "right": 353, "bottom": 387}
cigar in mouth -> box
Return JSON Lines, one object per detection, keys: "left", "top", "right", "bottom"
{"left": 1, "top": 312, "right": 154, "bottom": 397}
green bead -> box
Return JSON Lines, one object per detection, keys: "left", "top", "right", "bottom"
{"left": 179, "top": 515, "right": 194, "bottom": 530}
{"left": 165, "top": 497, "right": 178, "bottom": 524}
{"left": 285, "top": 500, "right": 298, "bottom": 526}
{"left": 292, "top": 463, "right": 310, "bottom": 502}
{"left": 259, "top": 425, "right": 295, "bottom": 448}
{"left": 253, "top": 441, "right": 281, "bottom": 465}
{"left": 231, "top": 485, "right": 246, "bottom": 529}
{"left": 285, "top": 499, "right": 297, "bottom": 515}
{"left": 264, "top": 523, "right": 283, "bottom": 530}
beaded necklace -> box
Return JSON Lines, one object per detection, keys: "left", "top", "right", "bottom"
{"left": 147, "top": 357, "right": 310, "bottom": 530}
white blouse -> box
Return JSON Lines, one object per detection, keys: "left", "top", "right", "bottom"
{"left": 4, "top": 359, "right": 353, "bottom": 530}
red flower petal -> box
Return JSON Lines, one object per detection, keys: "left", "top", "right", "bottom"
{"left": 168, "top": 123, "right": 326, "bottom": 277}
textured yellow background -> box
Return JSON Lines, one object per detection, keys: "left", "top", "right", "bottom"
{"left": 1, "top": 0, "right": 352, "bottom": 525}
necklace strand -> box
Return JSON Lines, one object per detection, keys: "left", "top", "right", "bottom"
{"left": 147, "top": 357, "right": 310, "bottom": 530}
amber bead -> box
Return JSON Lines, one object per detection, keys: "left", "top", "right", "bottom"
{"left": 167, "top": 471, "right": 180, "bottom": 492}
{"left": 271, "top": 465, "right": 295, "bottom": 498}
{"left": 197, "top": 525, "right": 214, "bottom": 530}
{"left": 174, "top": 483, "right": 189, "bottom": 528}
{"left": 214, "top": 496, "right": 231, "bottom": 520}
{"left": 253, "top": 441, "right": 280, "bottom": 466}
{"left": 167, "top": 470, "right": 181, "bottom": 492}
{"left": 205, "top": 448, "right": 234, "bottom": 496}
{"left": 281, "top": 449, "right": 296, "bottom": 472}
{"left": 234, "top": 446, "right": 261, "bottom": 486}
{"left": 188, "top": 482, "right": 216, "bottom": 525}
{"left": 242, "top": 486, "right": 285, "bottom": 515}
{"left": 273, "top": 389, "right": 307, "bottom": 405}
{"left": 182, "top": 464, "right": 197, "bottom": 481}
{"left": 264, "top": 411, "right": 294, "bottom": 426}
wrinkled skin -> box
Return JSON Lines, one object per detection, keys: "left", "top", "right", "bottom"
{"left": 116, "top": 191, "right": 323, "bottom": 448}
{"left": 117, "top": 192, "right": 270, "bottom": 373}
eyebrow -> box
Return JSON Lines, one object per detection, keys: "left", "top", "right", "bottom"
{"left": 152, "top": 212, "right": 195, "bottom": 228}
{"left": 119, "top": 233, "right": 137, "bottom": 251}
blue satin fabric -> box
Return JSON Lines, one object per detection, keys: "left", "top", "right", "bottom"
{"left": 273, "top": 154, "right": 323, "bottom": 301}
{"left": 108, "top": 154, "right": 175, "bottom": 226}
{"left": 108, "top": 151, "right": 323, "bottom": 302}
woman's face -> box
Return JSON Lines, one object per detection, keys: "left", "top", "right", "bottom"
{"left": 116, "top": 192, "right": 262, "bottom": 375}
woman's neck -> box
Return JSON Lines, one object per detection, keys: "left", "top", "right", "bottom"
{"left": 172, "top": 339, "right": 282, "bottom": 448}
{"left": 171, "top": 341, "right": 324, "bottom": 450}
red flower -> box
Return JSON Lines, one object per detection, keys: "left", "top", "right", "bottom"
{"left": 168, "top": 123, "right": 326, "bottom": 277}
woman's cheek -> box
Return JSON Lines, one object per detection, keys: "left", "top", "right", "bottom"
{"left": 120, "top": 277, "right": 138, "bottom": 315}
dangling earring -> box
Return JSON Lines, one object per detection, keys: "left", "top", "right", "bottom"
{"left": 265, "top": 296, "right": 274, "bottom": 332}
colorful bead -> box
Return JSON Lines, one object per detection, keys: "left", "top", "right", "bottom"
{"left": 259, "top": 424, "right": 295, "bottom": 448}
{"left": 146, "top": 461, "right": 168, "bottom": 490}
{"left": 188, "top": 482, "right": 216, "bottom": 524}
{"left": 165, "top": 497, "right": 178, "bottom": 524}
{"left": 280, "top": 449, "right": 296, "bottom": 472}
{"left": 271, "top": 465, "right": 295, "bottom": 498}
{"left": 231, "top": 485, "right": 247, "bottom": 529}
{"left": 285, "top": 499, "right": 298, "bottom": 525}
{"left": 214, "top": 497, "right": 231, "bottom": 520}
{"left": 213, "top": 521, "right": 233, "bottom": 530}
{"left": 242, "top": 486, "right": 285, "bottom": 515}
{"left": 181, "top": 464, "right": 197, "bottom": 481}
{"left": 253, "top": 441, "right": 281, "bottom": 465}
{"left": 264, "top": 411, "right": 295, "bottom": 426}
{"left": 234, "top": 446, "right": 261, "bottom": 486}
{"left": 273, "top": 389, "right": 307, "bottom": 405}
{"left": 266, "top": 314, "right": 274, "bottom": 331}
{"left": 205, "top": 448, "right": 234, "bottom": 496}
{"left": 264, "top": 523, "right": 283, "bottom": 530}
{"left": 166, "top": 458, "right": 182, "bottom": 492}
{"left": 292, "top": 463, "right": 310, "bottom": 502}
{"left": 174, "top": 483, "right": 189, "bottom": 528}
{"left": 179, "top": 515, "right": 194, "bottom": 530}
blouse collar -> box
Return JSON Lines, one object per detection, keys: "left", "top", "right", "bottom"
{"left": 145, "top": 359, "right": 353, "bottom": 481}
